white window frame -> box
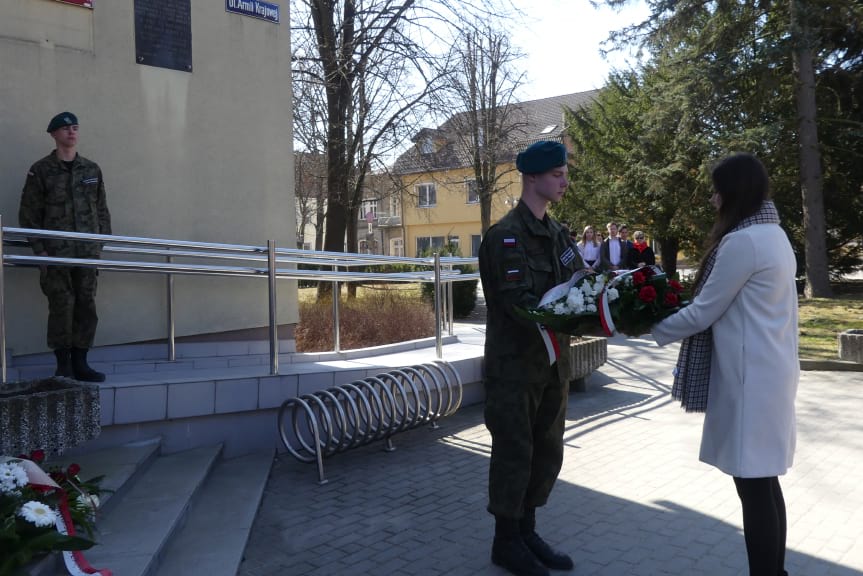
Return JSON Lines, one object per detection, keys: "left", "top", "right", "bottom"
{"left": 416, "top": 235, "right": 445, "bottom": 256}
{"left": 417, "top": 183, "right": 436, "bottom": 207}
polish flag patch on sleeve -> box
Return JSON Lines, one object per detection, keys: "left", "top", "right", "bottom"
{"left": 502, "top": 237, "right": 517, "bottom": 247}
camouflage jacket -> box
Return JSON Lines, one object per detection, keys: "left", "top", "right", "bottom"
{"left": 479, "top": 200, "right": 584, "bottom": 384}
{"left": 19, "top": 151, "right": 112, "bottom": 258}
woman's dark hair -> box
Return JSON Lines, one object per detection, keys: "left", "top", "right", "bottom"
{"left": 694, "top": 153, "right": 770, "bottom": 286}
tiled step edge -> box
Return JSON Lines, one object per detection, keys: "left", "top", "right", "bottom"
{"left": 157, "top": 450, "right": 275, "bottom": 576}
{"left": 82, "top": 444, "right": 224, "bottom": 576}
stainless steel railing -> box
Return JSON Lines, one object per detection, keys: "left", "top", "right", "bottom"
{"left": 0, "top": 217, "right": 479, "bottom": 383}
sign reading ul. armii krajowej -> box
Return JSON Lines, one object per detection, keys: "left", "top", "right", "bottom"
{"left": 225, "top": 0, "right": 280, "bottom": 24}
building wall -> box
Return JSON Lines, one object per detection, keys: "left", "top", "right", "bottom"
{"left": 400, "top": 166, "right": 520, "bottom": 256}
{"left": 0, "top": 1, "right": 297, "bottom": 355}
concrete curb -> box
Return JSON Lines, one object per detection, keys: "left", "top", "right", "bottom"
{"left": 800, "top": 358, "right": 863, "bottom": 372}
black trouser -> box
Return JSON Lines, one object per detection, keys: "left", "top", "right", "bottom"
{"left": 40, "top": 266, "right": 99, "bottom": 350}
{"left": 484, "top": 369, "right": 568, "bottom": 519}
{"left": 733, "top": 476, "right": 788, "bottom": 576}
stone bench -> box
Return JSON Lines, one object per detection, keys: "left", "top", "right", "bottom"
{"left": 839, "top": 329, "right": 863, "bottom": 363}
{"left": 567, "top": 336, "right": 608, "bottom": 393}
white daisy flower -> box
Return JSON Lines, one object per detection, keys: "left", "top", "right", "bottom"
{"left": 19, "top": 501, "right": 57, "bottom": 527}
{"left": 606, "top": 287, "right": 620, "bottom": 302}
{"left": 0, "top": 462, "right": 28, "bottom": 492}
{"left": 585, "top": 304, "right": 597, "bottom": 313}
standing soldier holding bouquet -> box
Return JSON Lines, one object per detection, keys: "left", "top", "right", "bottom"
{"left": 478, "top": 140, "right": 583, "bottom": 576}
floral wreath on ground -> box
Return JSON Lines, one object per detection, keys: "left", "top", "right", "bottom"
{"left": 0, "top": 450, "right": 109, "bottom": 576}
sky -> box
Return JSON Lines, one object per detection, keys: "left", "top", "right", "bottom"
{"left": 510, "top": 0, "right": 651, "bottom": 101}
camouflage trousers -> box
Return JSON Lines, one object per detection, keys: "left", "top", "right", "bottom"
{"left": 484, "top": 368, "right": 568, "bottom": 519}
{"left": 39, "top": 266, "right": 99, "bottom": 350}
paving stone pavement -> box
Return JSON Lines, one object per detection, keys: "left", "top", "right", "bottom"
{"left": 238, "top": 336, "right": 863, "bottom": 576}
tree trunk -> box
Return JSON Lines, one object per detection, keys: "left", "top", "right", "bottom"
{"left": 791, "top": 0, "right": 833, "bottom": 298}
{"left": 480, "top": 192, "right": 493, "bottom": 234}
{"left": 657, "top": 236, "right": 679, "bottom": 279}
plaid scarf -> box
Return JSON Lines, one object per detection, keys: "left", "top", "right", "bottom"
{"left": 671, "top": 200, "right": 781, "bottom": 412}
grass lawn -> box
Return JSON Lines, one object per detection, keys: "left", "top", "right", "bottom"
{"left": 798, "top": 281, "right": 863, "bottom": 360}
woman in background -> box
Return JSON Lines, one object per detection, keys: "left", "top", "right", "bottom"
{"left": 576, "top": 225, "right": 601, "bottom": 271}
{"left": 652, "top": 153, "right": 798, "bottom": 576}
{"left": 628, "top": 230, "right": 656, "bottom": 268}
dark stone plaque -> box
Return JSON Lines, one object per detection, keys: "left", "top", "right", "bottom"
{"left": 134, "top": 0, "right": 192, "bottom": 73}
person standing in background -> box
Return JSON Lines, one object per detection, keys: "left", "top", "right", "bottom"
{"left": 19, "top": 112, "right": 112, "bottom": 382}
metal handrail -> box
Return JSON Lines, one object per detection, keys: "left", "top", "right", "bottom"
{"left": 0, "top": 223, "right": 479, "bottom": 383}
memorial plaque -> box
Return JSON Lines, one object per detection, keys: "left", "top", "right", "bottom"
{"left": 134, "top": 0, "right": 192, "bottom": 73}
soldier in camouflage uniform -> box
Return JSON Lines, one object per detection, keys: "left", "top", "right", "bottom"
{"left": 478, "top": 141, "right": 583, "bottom": 576}
{"left": 19, "top": 112, "right": 111, "bottom": 382}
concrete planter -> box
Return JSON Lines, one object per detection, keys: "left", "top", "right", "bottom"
{"left": 0, "top": 378, "right": 101, "bottom": 455}
{"left": 568, "top": 336, "right": 608, "bottom": 392}
{"left": 839, "top": 329, "right": 863, "bottom": 364}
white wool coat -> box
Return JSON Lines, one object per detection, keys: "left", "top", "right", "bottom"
{"left": 653, "top": 223, "right": 799, "bottom": 478}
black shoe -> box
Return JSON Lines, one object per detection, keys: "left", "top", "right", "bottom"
{"left": 71, "top": 348, "right": 106, "bottom": 383}
{"left": 491, "top": 536, "right": 549, "bottom": 576}
{"left": 54, "top": 348, "right": 74, "bottom": 378}
{"left": 522, "top": 531, "right": 574, "bottom": 571}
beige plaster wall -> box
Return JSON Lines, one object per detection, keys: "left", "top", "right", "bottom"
{"left": 0, "top": 0, "right": 297, "bottom": 355}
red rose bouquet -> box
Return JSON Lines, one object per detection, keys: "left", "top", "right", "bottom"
{"left": 598, "top": 265, "right": 689, "bottom": 337}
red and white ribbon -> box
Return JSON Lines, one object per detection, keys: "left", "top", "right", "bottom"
{"left": 538, "top": 324, "right": 561, "bottom": 365}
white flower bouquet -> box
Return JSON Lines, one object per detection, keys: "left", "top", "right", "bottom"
{"left": 515, "top": 270, "right": 618, "bottom": 335}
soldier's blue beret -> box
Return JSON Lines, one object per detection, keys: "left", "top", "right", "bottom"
{"left": 516, "top": 140, "right": 567, "bottom": 174}
{"left": 47, "top": 112, "right": 78, "bottom": 133}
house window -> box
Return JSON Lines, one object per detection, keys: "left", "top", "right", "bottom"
{"left": 389, "top": 195, "right": 400, "bottom": 217}
{"left": 417, "top": 183, "right": 436, "bottom": 207}
{"left": 540, "top": 124, "right": 557, "bottom": 134}
{"left": 390, "top": 238, "right": 404, "bottom": 257}
{"left": 419, "top": 137, "right": 434, "bottom": 154}
{"left": 360, "top": 199, "right": 378, "bottom": 220}
{"left": 448, "top": 235, "right": 460, "bottom": 252}
{"left": 416, "top": 235, "right": 445, "bottom": 256}
{"left": 466, "top": 180, "right": 479, "bottom": 204}
{"left": 471, "top": 234, "right": 482, "bottom": 257}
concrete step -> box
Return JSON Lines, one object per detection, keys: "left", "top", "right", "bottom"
{"left": 157, "top": 451, "right": 275, "bottom": 576}
{"left": 83, "top": 444, "right": 223, "bottom": 576}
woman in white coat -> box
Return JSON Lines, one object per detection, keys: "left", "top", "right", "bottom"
{"left": 652, "top": 153, "right": 798, "bottom": 576}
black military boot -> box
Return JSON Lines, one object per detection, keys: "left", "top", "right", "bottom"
{"left": 491, "top": 516, "right": 549, "bottom": 576}
{"left": 53, "top": 348, "right": 73, "bottom": 377}
{"left": 520, "top": 508, "right": 574, "bottom": 571}
{"left": 71, "top": 348, "right": 106, "bottom": 382}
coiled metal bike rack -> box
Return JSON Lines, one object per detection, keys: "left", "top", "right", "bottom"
{"left": 278, "top": 360, "right": 462, "bottom": 484}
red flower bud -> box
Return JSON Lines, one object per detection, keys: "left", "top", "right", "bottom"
{"left": 638, "top": 285, "right": 657, "bottom": 303}
{"left": 30, "top": 449, "right": 46, "bottom": 463}
{"left": 664, "top": 292, "right": 680, "bottom": 307}
{"left": 67, "top": 463, "right": 82, "bottom": 477}
{"left": 669, "top": 280, "right": 683, "bottom": 292}
{"left": 632, "top": 271, "right": 646, "bottom": 285}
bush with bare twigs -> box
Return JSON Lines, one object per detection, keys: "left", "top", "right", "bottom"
{"left": 296, "top": 288, "right": 435, "bottom": 352}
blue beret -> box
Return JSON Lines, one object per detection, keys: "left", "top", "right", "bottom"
{"left": 47, "top": 112, "right": 78, "bottom": 133}
{"left": 516, "top": 140, "right": 567, "bottom": 174}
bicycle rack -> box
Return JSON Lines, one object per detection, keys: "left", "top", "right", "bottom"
{"left": 277, "top": 360, "right": 462, "bottom": 484}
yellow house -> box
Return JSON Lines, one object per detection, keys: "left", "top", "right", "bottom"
{"left": 394, "top": 91, "right": 598, "bottom": 257}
